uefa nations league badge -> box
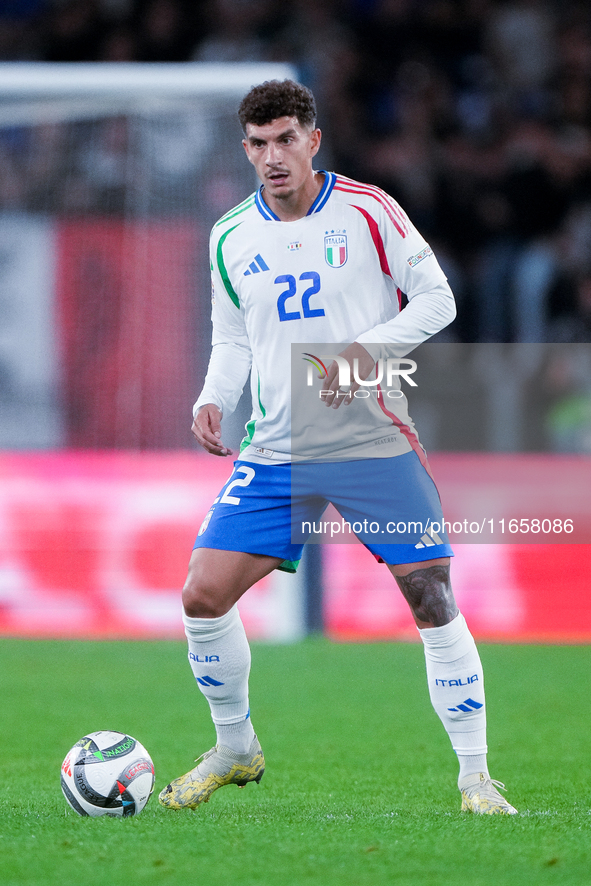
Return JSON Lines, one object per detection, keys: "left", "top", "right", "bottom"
{"left": 324, "top": 232, "right": 347, "bottom": 267}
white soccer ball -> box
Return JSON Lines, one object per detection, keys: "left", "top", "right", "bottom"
{"left": 60, "top": 730, "right": 155, "bottom": 817}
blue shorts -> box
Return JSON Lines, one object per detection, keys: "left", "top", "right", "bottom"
{"left": 193, "top": 451, "right": 452, "bottom": 571}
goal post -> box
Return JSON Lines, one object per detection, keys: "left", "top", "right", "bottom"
{"left": 0, "top": 62, "right": 295, "bottom": 449}
{"left": 0, "top": 61, "right": 296, "bottom": 123}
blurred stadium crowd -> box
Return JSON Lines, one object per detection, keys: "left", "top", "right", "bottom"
{"left": 1, "top": 0, "right": 591, "bottom": 344}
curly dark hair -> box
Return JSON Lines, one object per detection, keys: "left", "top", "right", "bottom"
{"left": 238, "top": 79, "right": 317, "bottom": 133}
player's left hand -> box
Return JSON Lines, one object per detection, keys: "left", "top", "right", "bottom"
{"left": 321, "top": 342, "right": 375, "bottom": 409}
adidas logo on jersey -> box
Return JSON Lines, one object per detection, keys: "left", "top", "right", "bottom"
{"left": 415, "top": 524, "right": 444, "bottom": 549}
{"left": 244, "top": 254, "right": 269, "bottom": 276}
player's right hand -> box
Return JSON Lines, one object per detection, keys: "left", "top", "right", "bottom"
{"left": 191, "top": 404, "right": 232, "bottom": 456}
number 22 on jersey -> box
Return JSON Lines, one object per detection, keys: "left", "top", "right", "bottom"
{"left": 275, "top": 272, "right": 324, "bottom": 322}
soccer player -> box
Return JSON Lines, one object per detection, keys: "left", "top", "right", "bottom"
{"left": 158, "top": 80, "right": 517, "bottom": 815}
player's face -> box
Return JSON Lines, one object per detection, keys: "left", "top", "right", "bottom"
{"left": 242, "top": 117, "right": 321, "bottom": 203}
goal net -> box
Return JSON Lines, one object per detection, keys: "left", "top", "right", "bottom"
{"left": 0, "top": 62, "right": 294, "bottom": 448}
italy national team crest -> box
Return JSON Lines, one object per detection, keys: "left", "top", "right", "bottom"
{"left": 324, "top": 232, "right": 348, "bottom": 268}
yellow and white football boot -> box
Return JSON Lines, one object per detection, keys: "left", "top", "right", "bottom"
{"left": 459, "top": 772, "right": 518, "bottom": 815}
{"left": 158, "top": 736, "right": 264, "bottom": 810}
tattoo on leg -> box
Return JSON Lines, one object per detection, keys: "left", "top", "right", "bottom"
{"left": 395, "top": 565, "right": 458, "bottom": 626}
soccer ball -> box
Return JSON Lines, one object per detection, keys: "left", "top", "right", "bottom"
{"left": 60, "top": 730, "right": 155, "bottom": 817}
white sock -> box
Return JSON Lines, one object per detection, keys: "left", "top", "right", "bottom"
{"left": 183, "top": 605, "right": 255, "bottom": 754}
{"left": 418, "top": 612, "right": 489, "bottom": 783}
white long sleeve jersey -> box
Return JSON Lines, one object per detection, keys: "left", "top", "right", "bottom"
{"left": 195, "top": 172, "right": 456, "bottom": 463}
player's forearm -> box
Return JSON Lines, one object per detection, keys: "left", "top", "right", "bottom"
{"left": 357, "top": 281, "right": 456, "bottom": 361}
{"left": 193, "top": 341, "right": 252, "bottom": 419}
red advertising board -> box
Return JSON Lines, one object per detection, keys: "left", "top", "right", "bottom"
{"left": 0, "top": 452, "right": 301, "bottom": 641}
{"left": 0, "top": 452, "right": 589, "bottom": 642}
{"left": 324, "top": 542, "right": 591, "bottom": 642}
{"left": 324, "top": 453, "right": 591, "bottom": 642}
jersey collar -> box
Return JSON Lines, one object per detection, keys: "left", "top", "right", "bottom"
{"left": 255, "top": 171, "right": 336, "bottom": 220}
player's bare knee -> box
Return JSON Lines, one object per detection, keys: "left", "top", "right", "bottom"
{"left": 395, "top": 564, "right": 458, "bottom": 627}
{"left": 182, "top": 585, "right": 228, "bottom": 619}
{"left": 182, "top": 570, "right": 229, "bottom": 619}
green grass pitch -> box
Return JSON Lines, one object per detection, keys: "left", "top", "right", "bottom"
{"left": 1, "top": 637, "right": 590, "bottom": 886}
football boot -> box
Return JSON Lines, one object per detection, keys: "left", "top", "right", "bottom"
{"left": 459, "top": 772, "right": 518, "bottom": 815}
{"left": 159, "top": 735, "right": 264, "bottom": 810}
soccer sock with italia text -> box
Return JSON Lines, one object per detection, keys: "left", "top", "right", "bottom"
{"left": 183, "top": 605, "right": 256, "bottom": 754}
{"left": 418, "top": 612, "right": 489, "bottom": 782}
